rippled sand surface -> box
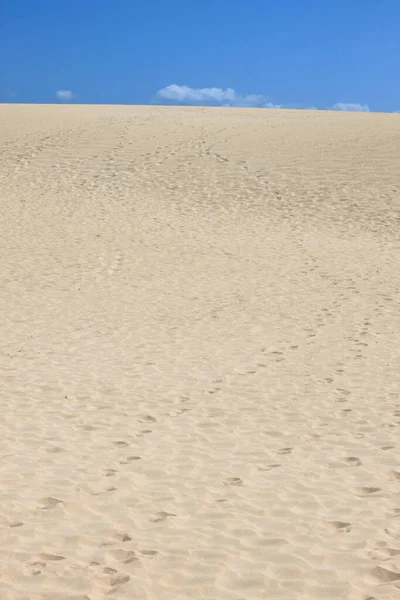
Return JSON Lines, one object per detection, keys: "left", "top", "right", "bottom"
{"left": 1, "top": 105, "right": 400, "bottom": 599}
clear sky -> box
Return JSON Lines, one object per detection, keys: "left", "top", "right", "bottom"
{"left": 1, "top": 0, "right": 399, "bottom": 112}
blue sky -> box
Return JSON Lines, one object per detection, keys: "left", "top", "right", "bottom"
{"left": 1, "top": 0, "right": 399, "bottom": 112}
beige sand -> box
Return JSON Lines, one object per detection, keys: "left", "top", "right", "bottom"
{"left": 1, "top": 104, "right": 400, "bottom": 600}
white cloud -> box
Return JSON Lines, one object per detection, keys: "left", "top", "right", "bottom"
{"left": 155, "top": 84, "right": 279, "bottom": 108}
{"left": 153, "top": 86, "right": 377, "bottom": 112}
{"left": 56, "top": 89, "right": 74, "bottom": 101}
{"left": 332, "top": 102, "right": 370, "bottom": 112}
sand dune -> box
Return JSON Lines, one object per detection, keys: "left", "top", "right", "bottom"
{"left": 1, "top": 104, "right": 400, "bottom": 599}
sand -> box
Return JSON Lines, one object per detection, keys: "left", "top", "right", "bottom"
{"left": 1, "top": 104, "right": 400, "bottom": 600}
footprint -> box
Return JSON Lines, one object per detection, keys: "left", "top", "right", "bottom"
{"left": 104, "top": 469, "right": 117, "bottom": 477}
{"left": 110, "top": 573, "right": 130, "bottom": 586}
{"left": 114, "top": 533, "right": 132, "bottom": 542}
{"left": 113, "top": 441, "right": 129, "bottom": 447}
{"left": 372, "top": 547, "right": 400, "bottom": 559}
{"left": 138, "top": 429, "right": 152, "bottom": 436}
{"left": 107, "top": 549, "right": 137, "bottom": 564}
{"left": 370, "top": 566, "right": 400, "bottom": 582}
{"left": 119, "top": 455, "right": 141, "bottom": 464}
{"left": 277, "top": 447, "right": 292, "bottom": 455}
{"left": 46, "top": 446, "right": 65, "bottom": 453}
{"left": 103, "top": 567, "right": 118, "bottom": 574}
{"left": 9, "top": 522, "right": 24, "bottom": 528}
{"left": 38, "top": 497, "right": 63, "bottom": 509}
{"left": 344, "top": 456, "right": 362, "bottom": 466}
{"left": 38, "top": 553, "right": 65, "bottom": 561}
{"left": 78, "top": 481, "right": 116, "bottom": 495}
{"left": 168, "top": 408, "right": 190, "bottom": 417}
{"left": 138, "top": 415, "right": 157, "bottom": 423}
{"left": 354, "top": 487, "right": 381, "bottom": 497}
{"left": 327, "top": 521, "right": 352, "bottom": 532}
{"left": 223, "top": 477, "right": 243, "bottom": 486}
{"left": 150, "top": 511, "right": 177, "bottom": 522}
{"left": 258, "top": 464, "right": 281, "bottom": 471}
{"left": 140, "top": 550, "right": 158, "bottom": 556}
{"left": 30, "top": 560, "right": 46, "bottom": 576}
{"left": 31, "top": 561, "right": 46, "bottom": 569}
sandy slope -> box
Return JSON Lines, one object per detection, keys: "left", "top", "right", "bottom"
{"left": 1, "top": 104, "right": 400, "bottom": 599}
